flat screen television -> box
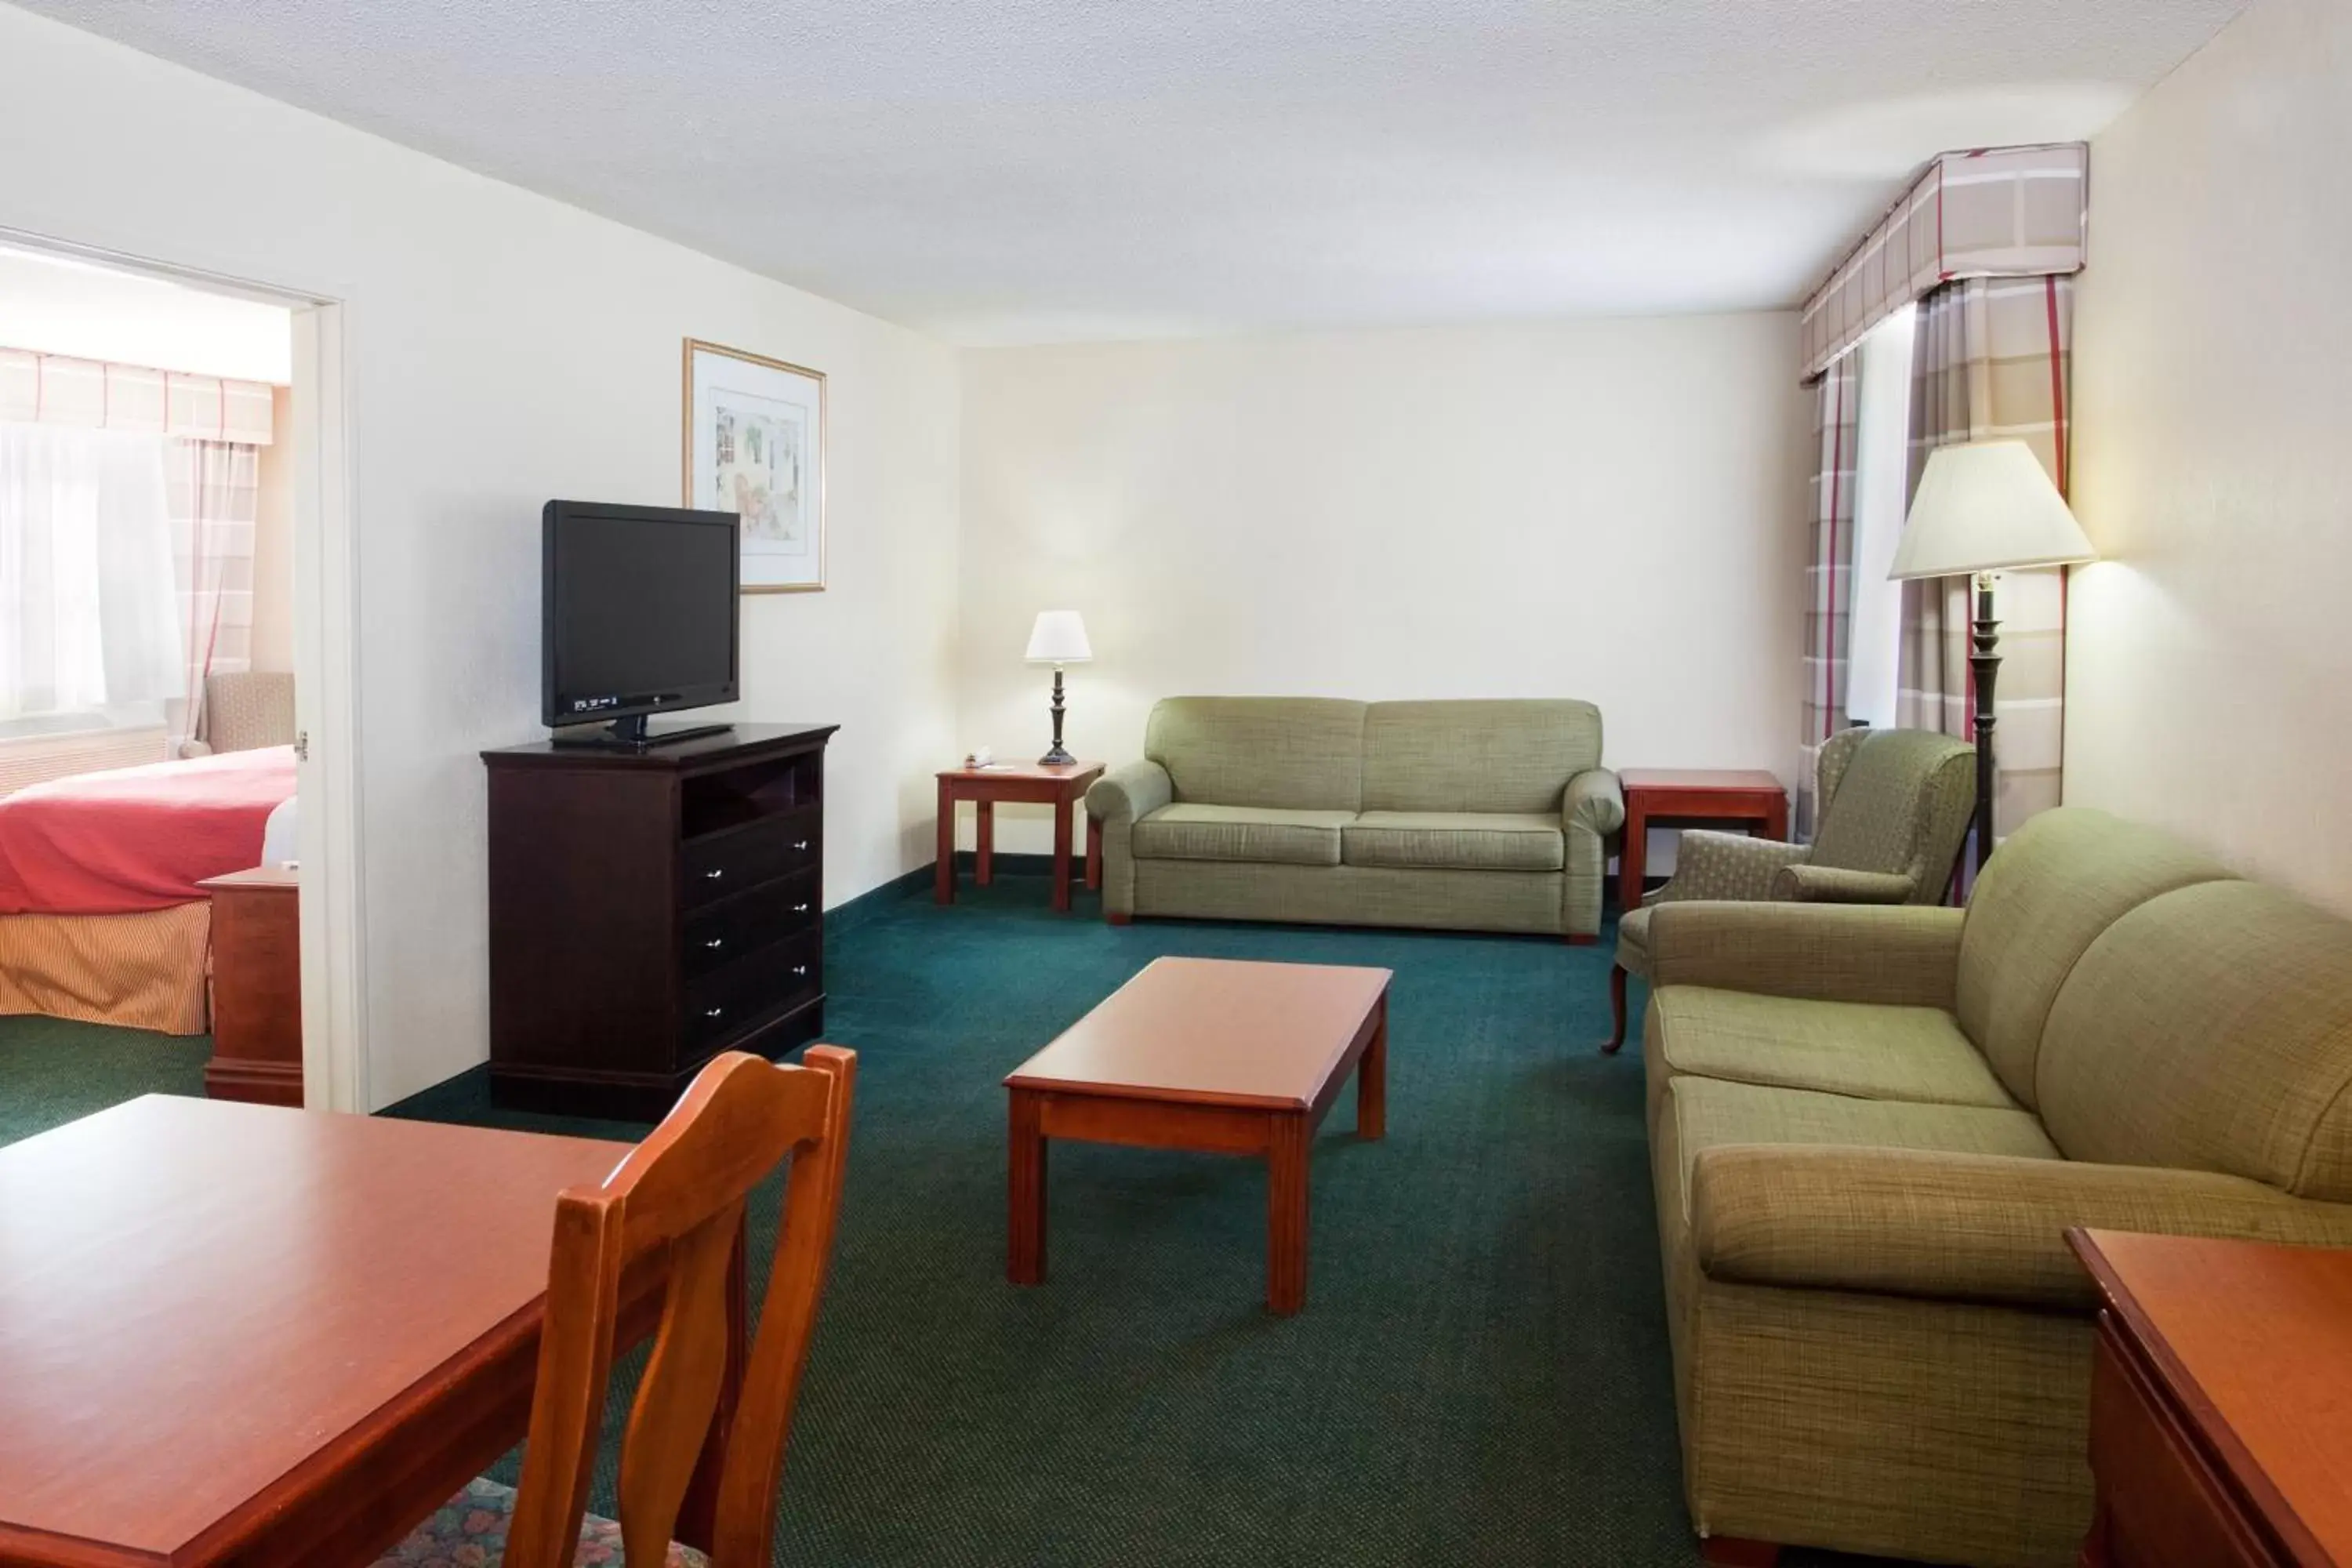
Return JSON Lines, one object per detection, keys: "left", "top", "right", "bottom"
{"left": 543, "top": 499, "right": 739, "bottom": 749}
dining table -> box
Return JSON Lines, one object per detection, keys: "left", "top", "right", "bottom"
{"left": 0, "top": 1094, "right": 741, "bottom": 1567}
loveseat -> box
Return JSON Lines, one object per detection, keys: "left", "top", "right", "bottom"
{"left": 1644, "top": 807, "right": 2352, "bottom": 1566}
{"left": 1086, "top": 697, "right": 1621, "bottom": 938}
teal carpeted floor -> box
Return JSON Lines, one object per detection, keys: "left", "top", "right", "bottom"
{"left": 0, "top": 873, "right": 1886, "bottom": 1566}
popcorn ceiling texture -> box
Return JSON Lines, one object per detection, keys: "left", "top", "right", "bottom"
{"left": 19, "top": 0, "right": 2241, "bottom": 344}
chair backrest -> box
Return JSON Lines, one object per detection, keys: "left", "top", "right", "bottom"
{"left": 1806, "top": 728, "right": 1976, "bottom": 900}
{"left": 1359, "top": 699, "right": 1602, "bottom": 814}
{"left": 201, "top": 671, "right": 296, "bottom": 753}
{"left": 503, "top": 1047, "right": 856, "bottom": 1568}
{"left": 1145, "top": 697, "right": 1368, "bottom": 810}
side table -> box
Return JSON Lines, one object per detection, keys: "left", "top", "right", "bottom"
{"left": 1617, "top": 768, "right": 1791, "bottom": 913}
{"left": 936, "top": 761, "right": 1105, "bottom": 913}
{"left": 196, "top": 864, "right": 303, "bottom": 1106}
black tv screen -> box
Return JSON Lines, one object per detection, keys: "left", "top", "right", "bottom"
{"left": 543, "top": 501, "right": 739, "bottom": 728}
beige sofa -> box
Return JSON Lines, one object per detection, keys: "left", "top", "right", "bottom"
{"left": 1645, "top": 807, "right": 2352, "bottom": 1566}
{"left": 1086, "top": 697, "right": 1622, "bottom": 939}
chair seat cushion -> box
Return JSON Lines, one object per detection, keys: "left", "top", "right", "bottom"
{"left": 1341, "top": 811, "right": 1565, "bottom": 873}
{"left": 1650, "top": 985, "right": 2020, "bottom": 1110}
{"left": 376, "top": 1477, "right": 709, "bottom": 1568}
{"left": 1131, "top": 803, "right": 1353, "bottom": 866}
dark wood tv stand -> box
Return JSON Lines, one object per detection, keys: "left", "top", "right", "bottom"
{"left": 482, "top": 722, "right": 838, "bottom": 1120}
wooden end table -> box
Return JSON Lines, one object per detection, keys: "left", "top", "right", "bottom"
{"left": 1617, "top": 768, "right": 1791, "bottom": 913}
{"left": 1004, "top": 957, "right": 1391, "bottom": 1316}
{"left": 196, "top": 865, "right": 303, "bottom": 1107}
{"left": 2070, "top": 1229, "right": 2352, "bottom": 1568}
{"left": 935, "top": 760, "right": 1105, "bottom": 913}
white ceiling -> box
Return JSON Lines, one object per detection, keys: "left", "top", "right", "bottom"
{"left": 26, "top": 0, "right": 2245, "bottom": 346}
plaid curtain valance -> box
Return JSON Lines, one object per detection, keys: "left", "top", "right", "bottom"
{"left": 0, "top": 348, "right": 275, "bottom": 445}
{"left": 1798, "top": 143, "right": 2088, "bottom": 382}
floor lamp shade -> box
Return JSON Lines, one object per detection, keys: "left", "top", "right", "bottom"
{"left": 1025, "top": 612, "right": 1091, "bottom": 765}
{"left": 1889, "top": 440, "right": 2096, "bottom": 880}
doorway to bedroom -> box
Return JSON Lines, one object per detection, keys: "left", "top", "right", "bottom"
{"left": 0, "top": 241, "right": 311, "bottom": 1145}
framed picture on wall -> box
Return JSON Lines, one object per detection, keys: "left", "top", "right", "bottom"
{"left": 682, "top": 338, "right": 826, "bottom": 593}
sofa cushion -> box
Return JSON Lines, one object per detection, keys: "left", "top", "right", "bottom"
{"left": 1144, "top": 697, "right": 1367, "bottom": 811}
{"left": 1664, "top": 1077, "right": 2061, "bottom": 1191}
{"left": 1650, "top": 987, "right": 2019, "bottom": 1110}
{"left": 1129, "top": 804, "right": 1353, "bottom": 867}
{"left": 1341, "top": 811, "right": 1564, "bottom": 873}
{"left": 1359, "top": 699, "right": 1602, "bottom": 814}
{"left": 2037, "top": 880, "right": 2352, "bottom": 1201}
{"left": 1955, "top": 808, "right": 2236, "bottom": 1109}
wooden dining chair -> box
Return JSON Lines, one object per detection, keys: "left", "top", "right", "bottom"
{"left": 376, "top": 1046, "right": 856, "bottom": 1568}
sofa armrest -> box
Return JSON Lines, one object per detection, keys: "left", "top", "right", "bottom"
{"left": 1689, "top": 1145, "right": 2352, "bottom": 1311}
{"left": 1085, "top": 760, "right": 1173, "bottom": 823}
{"left": 1648, "top": 901, "right": 1964, "bottom": 1008}
{"left": 1563, "top": 768, "right": 1624, "bottom": 838}
{"left": 1771, "top": 863, "right": 1917, "bottom": 904}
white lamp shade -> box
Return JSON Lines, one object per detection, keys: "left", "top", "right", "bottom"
{"left": 1024, "top": 610, "right": 1092, "bottom": 664}
{"left": 1889, "top": 440, "right": 2098, "bottom": 581}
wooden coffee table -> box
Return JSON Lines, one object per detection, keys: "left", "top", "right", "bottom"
{"left": 1004, "top": 956, "right": 1391, "bottom": 1316}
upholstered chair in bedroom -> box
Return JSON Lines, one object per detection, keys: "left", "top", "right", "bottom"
{"left": 1603, "top": 726, "right": 1976, "bottom": 1051}
{"left": 180, "top": 671, "right": 296, "bottom": 757}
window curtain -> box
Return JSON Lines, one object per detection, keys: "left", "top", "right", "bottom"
{"left": 165, "top": 438, "right": 260, "bottom": 747}
{"left": 1796, "top": 354, "right": 1860, "bottom": 840}
{"left": 1895, "top": 274, "right": 2074, "bottom": 847}
{"left": 0, "top": 424, "right": 183, "bottom": 721}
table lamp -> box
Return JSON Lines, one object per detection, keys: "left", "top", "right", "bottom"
{"left": 1889, "top": 439, "right": 2097, "bottom": 877}
{"left": 1025, "top": 611, "right": 1092, "bottom": 766}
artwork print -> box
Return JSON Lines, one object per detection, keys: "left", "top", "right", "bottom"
{"left": 684, "top": 340, "right": 826, "bottom": 592}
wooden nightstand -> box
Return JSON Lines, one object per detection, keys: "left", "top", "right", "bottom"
{"left": 2070, "top": 1229, "right": 2352, "bottom": 1567}
{"left": 1616, "top": 768, "right": 1790, "bottom": 912}
{"left": 935, "top": 761, "right": 1105, "bottom": 913}
{"left": 196, "top": 864, "right": 303, "bottom": 1106}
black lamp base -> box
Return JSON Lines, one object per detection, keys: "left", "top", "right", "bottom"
{"left": 1039, "top": 666, "right": 1075, "bottom": 768}
{"left": 1969, "top": 573, "right": 2001, "bottom": 883}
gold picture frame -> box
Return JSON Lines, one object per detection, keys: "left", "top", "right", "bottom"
{"left": 681, "top": 337, "right": 827, "bottom": 593}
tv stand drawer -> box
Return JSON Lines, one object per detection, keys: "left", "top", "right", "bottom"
{"left": 682, "top": 810, "right": 820, "bottom": 907}
{"left": 683, "top": 866, "right": 821, "bottom": 977}
{"left": 686, "top": 928, "right": 822, "bottom": 1050}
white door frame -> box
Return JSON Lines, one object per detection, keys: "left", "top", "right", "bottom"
{"left": 0, "top": 227, "right": 369, "bottom": 1111}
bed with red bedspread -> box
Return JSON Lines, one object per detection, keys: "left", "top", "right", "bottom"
{"left": 0, "top": 746, "right": 296, "bottom": 1033}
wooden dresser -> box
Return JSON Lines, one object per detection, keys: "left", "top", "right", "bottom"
{"left": 2071, "top": 1229, "right": 2352, "bottom": 1568}
{"left": 196, "top": 864, "right": 303, "bottom": 1106}
{"left": 483, "top": 723, "right": 837, "bottom": 1120}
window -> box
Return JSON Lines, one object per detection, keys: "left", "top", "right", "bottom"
{"left": 1845, "top": 303, "right": 1915, "bottom": 731}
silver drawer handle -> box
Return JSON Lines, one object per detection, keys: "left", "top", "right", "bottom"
{"left": 793, "top": 902, "right": 811, "bottom": 913}
{"left": 791, "top": 964, "right": 809, "bottom": 978}
{"left": 704, "top": 1006, "right": 723, "bottom": 1018}
{"left": 705, "top": 938, "right": 724, "bottom": 949}
{"left": 705, "top": 869, "right": 724, "bottom": 881}
{"left": 793, "top": 840, "right": 810, "bottom": 851}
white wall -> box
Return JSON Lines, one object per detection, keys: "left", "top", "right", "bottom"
{"left": 2068, "top": 0, "right": 2352, "bottom": 914}
{"left": 958, "top": 315, "right": 1811, "bottom": 852}
{"left": 0, "top": 3, "right": 961, "bottom": 1105}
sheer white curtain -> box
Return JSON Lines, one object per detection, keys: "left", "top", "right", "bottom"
{"left": 0, "top": 423, "right": 183, "bottom": 723}
{"left": 1846, "top": 304, "right": 1918, "bottom": 730}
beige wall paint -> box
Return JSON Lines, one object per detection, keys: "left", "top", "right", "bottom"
{"left": 249, "top": 386, "right": 296, "bottom": 675}
{"left": 958, "top": 314, "right": 1811, "bottom": 853}
{"left": 2068, "top": 0, "right": 2352, "bottom": 913}
{"left": 0, "top": 3, "right": 961, "bottom": 1106}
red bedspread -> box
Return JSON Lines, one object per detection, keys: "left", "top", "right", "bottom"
{"left": 0, "top": 746, "right": 296, "bottom": 916}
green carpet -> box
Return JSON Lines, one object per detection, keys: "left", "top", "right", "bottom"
{"left": 0, "top": 875, "right": 1886, "bottom": 1566}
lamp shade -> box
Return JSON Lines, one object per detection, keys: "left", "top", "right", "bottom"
{"left": 1024, "top": 610, "right": 1092, "bottom": 664}
{"left": 1889, "top": 440, "right": 2098, "bottom": 581}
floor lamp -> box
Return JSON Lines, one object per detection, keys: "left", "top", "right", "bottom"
{"left": 1889, "top": 440, "right": 2097, "bottom": 880}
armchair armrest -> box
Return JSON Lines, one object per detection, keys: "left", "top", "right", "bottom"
{"left": 1772, "top": 864, "right": 1918, "bottom": 904}
{"left": 1690, "top": 1145, "right": 2352, "bottom": 1311}
{"left": 1085, "top": 760, "right": 1172, "bottom": 824}
{"left": 1647, "top": 901, "right": 1964, "bottom": 1008}
{"left": 1653, "top": 829, "right": 1810, "bottom": 905}
{"left": 1563, "top": 768, "right": 1623, "bottom": 837}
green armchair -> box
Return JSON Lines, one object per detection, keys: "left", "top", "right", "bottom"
{"left": 1604, "top": 726, "right": 1976, "bottom": 1051}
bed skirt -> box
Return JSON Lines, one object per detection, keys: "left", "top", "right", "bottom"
{"left": 0, "top": 902, "right": 212, "bottom": 1035}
